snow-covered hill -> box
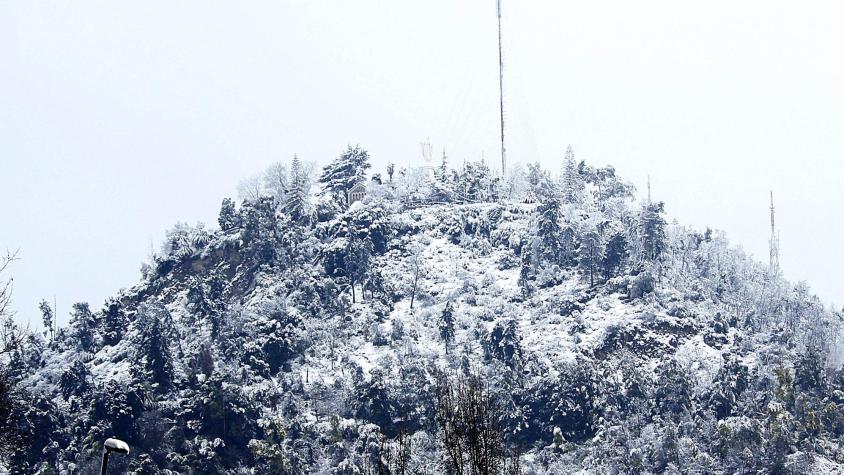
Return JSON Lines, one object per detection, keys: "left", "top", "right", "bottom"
{"left": 4, "top": 152, "right": 843, "bottom": 474}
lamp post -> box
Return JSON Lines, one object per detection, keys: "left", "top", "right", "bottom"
{"left": 100, "top": 438, "right": 130, "bottom": 475}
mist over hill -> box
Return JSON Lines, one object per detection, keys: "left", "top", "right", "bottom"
{"left": 2, "top": 146, "right": 843, "bottom": 474}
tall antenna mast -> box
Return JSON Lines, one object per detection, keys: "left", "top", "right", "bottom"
{"left": 769, "top": 190, "right": 780, "bottom": 274}
{"left": 497, "top": 0, "right": 506, "bottom": 176}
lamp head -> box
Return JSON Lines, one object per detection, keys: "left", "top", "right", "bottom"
{"left": 104, "top": 438, "right": 129, "bottom": 455}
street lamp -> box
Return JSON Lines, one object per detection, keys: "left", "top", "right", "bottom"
{"left": 100, "top": 438, "right": 129, "bottom": 475}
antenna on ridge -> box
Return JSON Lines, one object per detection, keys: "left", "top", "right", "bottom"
{"left": 497, "top": 0, "right": 506, "bottom": 176}
{"left": 420, "top": 138, "right": 433, "bottom": 163}
{"left": 647, "top": 175, "right": 652, "bottom": 204}
{"left": 769, "top": 190, "right": 780, "bottom": 274}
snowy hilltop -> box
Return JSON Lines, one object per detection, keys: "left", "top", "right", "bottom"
{"left": 2, "top": 145, "right": 843, "bottom": 474}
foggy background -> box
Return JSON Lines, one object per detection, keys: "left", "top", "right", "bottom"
{"left": 2, "top": 0, "right": 842, "bottom": 326}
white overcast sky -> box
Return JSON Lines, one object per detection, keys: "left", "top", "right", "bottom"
{"left": 1, "top": 0, "right": 842, "bottom": 326}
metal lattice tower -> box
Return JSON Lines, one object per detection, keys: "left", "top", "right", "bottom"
{"left": 497, "top": 0, "right": 506, "bottom": 176}
{"left": 769, "top": 190, "right": 780, "bottom": 274}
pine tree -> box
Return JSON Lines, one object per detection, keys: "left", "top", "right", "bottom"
{"left": 100, "top": 297, "right": 128, "bottom": 347}
{"left": 431, "top": 151, "right": 456, "bottom": 203}
{"left": 640, "top": 202, "right": 667, "bottom": 262}
{"left": 535, "top": 197, "right": 563, "bottom": 264}
{"left": 133, "top": 303, "right": 174, "bottom": 393}
{"left": 69, "top": 302, "right": 97, "bottom": 352}
{"left": 534, "top": 195, "right": 578, "bottom": 267}
{"left": 318, "top": 145, "right": 371, "bottom": 206}
{"left": 283, "top": 154, "right": 309, "bottom": 223}
{"left": 561, "top": 145, "right": 582, "bottom": 204}
{"left": 439, "top": 302, "right": 456, "bottom": 354}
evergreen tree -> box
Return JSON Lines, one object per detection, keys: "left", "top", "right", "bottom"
{"left": 218, "top": 197, "right": 239, "bottom": 231}
{"left": 133, "top": 303, "right": 174, "bottom": 393}
{"left": 283, "top": 154, "right": 309, "bottom": 223}
{"left": 438, "top": 150, "right": 449, "bottom": 178}
{"left": 100, "top": 297, "right": 128, "bottom": 347}
{"left": 69, "top": 302, "right": 97, "bottom": 352}
{"left": 579, "top": 222, "right": 603, "bottom": 287}
{"left": 534, "top": 196, "right": 564, "bottom": 265}
{"left": 319, "top": 145, "right": 371, "bottom": 206}
{"left": 431, "top": 152, "right": 456, "bottom": 203}
{"left": 439, "top": 302, "right": 456, "bottom": 354}
{"left": 640, "top": 202, "right": 667, "bottom": 262}
{"left": 602, "top": 232, "right": 629, "bottom": 279}
{"left": 561, "top": 145, "right": 582, "bottom": 204}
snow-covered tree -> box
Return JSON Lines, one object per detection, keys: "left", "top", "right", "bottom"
{"left": 526, "top": 161, "right": 552, "bottom": 202}
{"left": 483, "top": 319, "right": 522, "bottom": 369}
{"left": 534, "top": 196, "right": 564, "bottom": 265}
{"left": 351, "top": 369, "right": 394, "bottom": 432}
{"left": 38, "top": 299, "right": 54, "bottom": 341}
{"left": 639, "top": 202, "right": 667, "bottom": 262}
{"left": 100, "top": 297, "right": 128, "bottom": 347}
{"left": 561, "top": 145, "right": 582, "bottom": 204}
{"left": 283, "top": 154, "right": 310, "bottom": 223}
{"left": 218, "top": 197, "right": 239, "bottom": 231}
{"left": 237, "top": 172, "right": 264, "bottom": 202}
{"left": 579, "top": 219, "right": 603, "bottom": 287}
{"left": 69, "top": 302, "right": 97, "bottom": 352}
{"left": 319, "top": 144, "right": 371, "bottom": 206}
{"left": 133, "top": 303, "right": 174, "bottom": 393}
{"left": 59, "top": 359, "right": 91, "bottom": 399}
{"left": 602, "top": 231, "right": 629, "bottom": 279}
{"left": 262, "top": 161, "right": 289, "bottom": 204}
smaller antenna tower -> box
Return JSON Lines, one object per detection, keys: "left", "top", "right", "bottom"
{"left": 769, "top": 190, "right": 780, "bottom": 274}
{"left": 647, "top": 175, "right": 652, "bottom": 204}
{"left": 420, "top": 138, "right": 433, "bottom": 164}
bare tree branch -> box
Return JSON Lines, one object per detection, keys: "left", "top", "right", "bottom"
{"left": 0, "top": 250, "right": 26, "bottom": 356}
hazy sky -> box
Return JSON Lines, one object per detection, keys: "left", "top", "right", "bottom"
{"left": 2, "top": 1, "right": 842, "bottom": 326}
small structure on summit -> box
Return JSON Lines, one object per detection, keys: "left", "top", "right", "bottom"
{"left": 347, "top": 182, "right": 367, "bottom": 205}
